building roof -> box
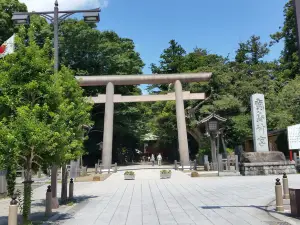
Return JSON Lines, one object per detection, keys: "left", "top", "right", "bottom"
{"left": 141, "top": 133, "right": 159, "bottom": 141}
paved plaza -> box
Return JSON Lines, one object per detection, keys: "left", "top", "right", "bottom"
{"left": 52, "top": 170, "right": 300, "bottom": 225}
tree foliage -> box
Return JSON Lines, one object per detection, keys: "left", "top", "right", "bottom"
{"left": 0, "top": 22, "right": 92, "bottom": 221}
{"left": 0, "top": 0, "right": 27, "bottom": 44}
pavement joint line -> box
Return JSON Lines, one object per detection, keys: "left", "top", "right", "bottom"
{"left": 92, "top": 186, "right": 122, "bottom": 224}
{"left": 106, "top": 184, "right": 129, "bottom": 225}
{"left": 154, "top": 180, "right": 180, "bottom": 224}
{"left": 193, "top": 182, "right": 254, "bottom": 225}
{"left": 124, "top": 183, "right": 135, "bottom": 225}
{"left": 148, "top": 180, "right": 161, "bottom": 225}
{"left": 162, "top": 180, "right": 197, "bottom": 224}
{"left": 182, "top": 183, "right": 234, "bottom": 225}
{"left": 172, "top": 182, "right": 215, "bottom": 224}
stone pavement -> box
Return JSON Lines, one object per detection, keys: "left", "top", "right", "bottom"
{"left": 53, "top": 170, "right": 300, "bottom": 225}
{"left": 0, "top": 181, "right": 100, "bottom": 224}
{"left": 267, "top": 199, "right": 300, "bottom": 225}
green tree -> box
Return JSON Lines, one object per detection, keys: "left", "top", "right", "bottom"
{"left": 271, "top": 0, "right": 300, "bottom": 79}
{"left": 0, "top": 24, "right": 91, "bottom": 222}
{"left": 149, "top": 40, "right": 186, "bottom": 92}
{"left": 0, "top": 0, "right": 27, "bottom": 44}
{"left": 235, "top": 35, "right": 269, "bottom": 64}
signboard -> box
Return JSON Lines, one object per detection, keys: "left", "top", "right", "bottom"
{"left": 250, "top": 94, "right": 269, "bottom": 152}
{"left": 287, "top": 124, "right": 300, "bottom": 150}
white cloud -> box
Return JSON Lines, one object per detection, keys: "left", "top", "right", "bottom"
{"left": 20, "top": 0, "right": 108, "bottom": 12}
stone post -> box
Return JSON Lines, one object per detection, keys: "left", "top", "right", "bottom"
{"left": 218, "top": 154, "right": 223, "bottom": 172}
{"left": 114, "top": 163, "right": 117, "bottom": 173}
{"left": 102, "top": 82, "right": 115, "bottom": 170}
{"left": 95, "top": 163, "right": 98, "bottom": 174}
{"left": 275, "top": 178, "right": 284, "bottom": 212}
{"left": 174, "top": 80, "right": 190, "bottom": 166}
{"left": 69, "top": 178, "right": 74, "bottom": 200}
{"left": 174, "top": 160, "right": 178, "bottom": 170}
{"left": 225, "top": 156, "right": 229, "bottom": 171}
{"left": 45, "top": 186, "right": 52, "bottom": 217}
{"left": 235, "top": 155, "right": 239, "bottom": 172}
{"left": 282, "top": 173, "right": 289, "bottom": 199}
{"left": 8, "top": 196, "right": 18, "bottom": 225}
{"left": 194, "top": 159, "right": 197, "bottom": 171}
{"left": 293, "top": 152, "right": 298, "bottom": 166}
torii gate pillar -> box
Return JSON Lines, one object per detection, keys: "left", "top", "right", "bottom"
{"left": 102, "top": 82, "right": 114, "bottom": 169}
{"left": 175, "top": 80, "right": 190, "bottom": 166}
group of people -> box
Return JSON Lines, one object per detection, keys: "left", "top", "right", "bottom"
{"left": 148, "top": 153, "right": 162, "bottom": 166}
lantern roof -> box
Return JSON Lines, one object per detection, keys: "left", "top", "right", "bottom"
{"left": 198, "top": 113, "right": 227, "bottom": 124}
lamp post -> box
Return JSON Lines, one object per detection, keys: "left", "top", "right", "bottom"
{"left": 199, "top": 113, "right": 227, "bottom": 176}
{"left": 207, "top": 119, "right": 219, "bottom": 175}
{"left": 12, "top": 0, "right": 101, "bottom": 73}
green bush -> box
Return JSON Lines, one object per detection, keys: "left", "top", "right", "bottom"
{"left": 160, "top": 170, "right": 171, "bottom": 174}
{"left": 191, "top": 171, "right": 199, "bottom": 177}
{"left": 124, "top": 171, "right": 135, "bottom": 175}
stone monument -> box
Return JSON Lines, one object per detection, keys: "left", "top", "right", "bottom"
{"left": 240, "top": 94, "right": 297, "bottom": 176}
{"left": 250, "top": 94, "right": 269, "bottom": 152}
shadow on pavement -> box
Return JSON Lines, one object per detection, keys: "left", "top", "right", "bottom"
{"left": 200, "top": 204, "right": 300, "bottom": 223}
{"left": 0, "top": 195, "right": 98, "bottom": 225}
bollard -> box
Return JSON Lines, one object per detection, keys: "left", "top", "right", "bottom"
{"left": 8, "top": 195, "right": 18, "bottom": 225}
{"left": 294, "top": 152, "right": 298, "bottom": 166}
{"left": 189, "top": 160, "right": 192, "bottom": 170}
{"left": 69, "top": 178, "right": 74, "bottom": 200}
{"left": 194, "top": 160, "right": 197, "bottom": 171}
{"left": 95, "top": 164, "right": 98, "bottom": 174}
{"left": 282, "top": 173, "right": 290, "bottom": 199}
{"left": 114, "top": 163, "right": 117, "bottom": 173}
{"left": 174, "top": 160, "right": 178, "bottom": 170}
{"left": 45, "top": 185, "right": 52, "bottom": 216}
{"left": 235, "top": 155, "right": 239, "bottom": 172}
{"left": 275, "top": 178, "right": 284, "bottom": 212}
{"left": 181, "top": 162, "right": 184, "bottom": 171}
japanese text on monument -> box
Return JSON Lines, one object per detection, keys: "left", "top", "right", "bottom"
{"left": 251, "top": 94, "right": 269, "bottom": 152}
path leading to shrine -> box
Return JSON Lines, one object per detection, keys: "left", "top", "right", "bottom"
{"left": 53, "top": 170, "right": 300, "bottom": 225}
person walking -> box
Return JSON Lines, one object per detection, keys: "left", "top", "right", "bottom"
{"left": 157, "top": 153, "right": 162, "bottom": 166}
{"left": 151, "top": 154, "right": 155, "bottom": 166}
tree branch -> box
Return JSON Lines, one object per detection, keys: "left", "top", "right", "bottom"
{"left": 32, "top": 161, "right": 42, "bottom": 168}
{"left": 193, "top": 88, "right": 213, "bottom": 111}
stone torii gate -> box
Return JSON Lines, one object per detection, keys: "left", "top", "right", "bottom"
{"left": 76, "top": 73, "right": 211, "bottom": 169}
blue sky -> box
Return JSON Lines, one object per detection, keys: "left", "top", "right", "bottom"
{"left": 98, "top": 0, "right": 286, "bottom": 76}
{"left": 22, "top": 0, "right": 287, "bottom": 94}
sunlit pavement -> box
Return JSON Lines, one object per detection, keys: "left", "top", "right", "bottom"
{"left": 55, "top": 170, "right": 300, "bottom": 225}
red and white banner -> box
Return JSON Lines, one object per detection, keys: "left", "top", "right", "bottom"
{"left": 0, "top": 34, "right": 15, "bottom": 58}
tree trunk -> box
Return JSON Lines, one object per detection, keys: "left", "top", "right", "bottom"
{"left": 187, "top": 128, "right": 202, "bottom": 149}
{"left": 23, "top": 160, "right": 33, "bottom": 223}
{"left": 221, "top": 135, "right": 228, "bottom": 158}
{"left": 61, "top": 164, "right": 68, "bottom": 204}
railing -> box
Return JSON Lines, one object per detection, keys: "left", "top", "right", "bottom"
{"left": 95, "top": 163, "right": 118, "bottom": 174}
